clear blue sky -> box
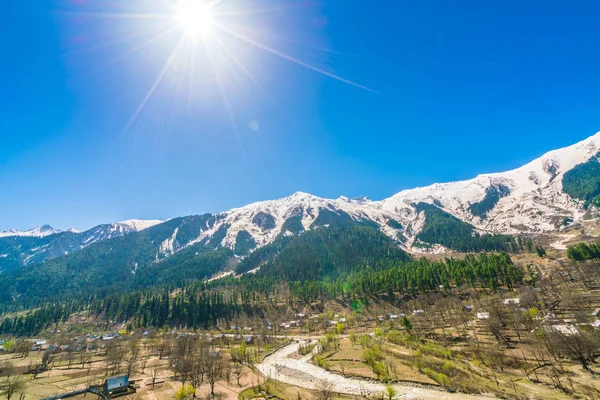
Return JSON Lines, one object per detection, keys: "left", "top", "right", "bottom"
{"left": 2, "top": 0, "right": 600, "bottom": 231}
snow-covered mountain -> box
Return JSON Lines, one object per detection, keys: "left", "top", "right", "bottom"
{"left": 0, "top": 219, "right": 163, "bottom": 270}
{"left": 380, "top": 132, "right": 600, "bottom": 238}
{"left": 192, "top": 131, "right": 600, "bottom": 252}
{"left": 79, "top": 219, "right": 164, "bottom": 247}
{"left": 2, "top": 132, "right": 600, "bottom": 270}
{"left": 0, "top": 225, "right": 69, "bottom": 238}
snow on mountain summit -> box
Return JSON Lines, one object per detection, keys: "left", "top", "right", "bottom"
{"left": 3, "top": 132, "right": 600, "bottom": 266}
{"left": 0, "top": 224, "right": 63, "bottom": 238}
{"left": 381, "top": 131, "right": 600, "bottom": 234}
{"left": 200, "top": 132, "right": 600, "bottom": 252}
{"left": 116, "top": 219, "right": 163, "bottom": 232}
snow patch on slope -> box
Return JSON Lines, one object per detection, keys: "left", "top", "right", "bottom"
{"left": 158, "top": 228, "right": 179, "bottom": 258}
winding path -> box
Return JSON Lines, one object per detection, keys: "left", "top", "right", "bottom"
{"left": 256, "top": 341, "right": 493, "bottom": 399}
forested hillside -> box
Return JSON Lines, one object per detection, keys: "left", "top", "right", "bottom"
{"left": 468, "top": 184, "right": 510, "bottom": 218}
{"left": 562, "top": 152, "right": 600, "bottom": 207}
{"left": 0, "top": 214, "right": 222, "bottom": 307}
{"left": 414, "top": 203, "right": 516, "bottom": 252}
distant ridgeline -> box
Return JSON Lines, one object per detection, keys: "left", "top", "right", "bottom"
{"left": 0, "top": 225, "right": 525, "bottom": 336}
{"left": 562, "top": 152, "right": 600, "bottom": 208}
{"left": 0, "top": 210, "right": 540, "bottom": 315}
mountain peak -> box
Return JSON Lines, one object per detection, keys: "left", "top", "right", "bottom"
{"left": 117, "top": 219, "right": 163, "bottom": 231}
{"left": 0, "top": 225, "right": 63, "bottom": 238}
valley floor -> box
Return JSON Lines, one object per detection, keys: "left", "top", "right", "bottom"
{"left": 257, "top": 339, "right": 487, "bottom": 400}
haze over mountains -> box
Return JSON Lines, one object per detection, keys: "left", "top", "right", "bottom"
{"left": 1, "top": 132, "right": 599, "bottom": 274}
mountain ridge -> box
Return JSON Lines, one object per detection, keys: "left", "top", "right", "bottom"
{"left": 2, "top": 132, "right": 599, "bottom": 271}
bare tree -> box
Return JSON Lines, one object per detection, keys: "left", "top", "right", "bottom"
{"left": 206, "top": 353, "right": 225, "bottom": 397}
{"left": 106, "top": 341, "right": 126, "bottom": 373}
{"left": 157, "top": 340, "right": 171, "bottom": 360}
{"left": 224, "top": 363, "right": 231, "bottom": 384}
{"left": 173, "top": 357, "right": 194, "bottom": 385}
{"left": 79, "top": 351, "right": 93, "bottom": 369}
{"left": 233, "top": 363, "right": 244, "bottom": 386}
{"left": 0, "top": 361, "right": 14, "bottom": 377}
{"left": 15, "top": 342, "right": 30, "bottom": 359}
{"left": 189, "top": 357, "right": 206, "bottom": 399}
{"left": 125, "top": 356, "right": 138, "bottom": 377}
{"left": 548, "top": 330, "right": 600, "bottom": 374}
{"left": 1, "top": 376, "right": 25, "bottom": 400}
{"left": 317, "top": 380, "right": 334, "bottom": 400}
{"left": 66, "top": 351, "right": 75, "bottom": 369}
{"left": 150, "top": 365, "right": 160, "bottom": 389}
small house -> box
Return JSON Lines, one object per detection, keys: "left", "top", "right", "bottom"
{"left": 504, "top": 298, "right": 520, "bottom": 305}
{"left": 477, "top": 312, "right": 490, "bottom": 320}
{"left": 47, "top": 345, "right": 61, "bottom": 354}
{"left": 104, "top": 375, "right": 131, "bottom": 396}
{"left": 412, "top": 310, "right": 425, "bottom": 315}
{"left": 592, "top": 320, "right": 600, "bottom": 329}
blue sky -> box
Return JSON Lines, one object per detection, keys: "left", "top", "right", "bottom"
{"left": 1, "top": 0, "right": 600, "bottom": 231}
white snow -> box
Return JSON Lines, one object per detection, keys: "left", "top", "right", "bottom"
{"left": 161, "top": 132, "right": 600, "bottom": 258}
{"left": 380, "top": 131, "right": 600, "bottom": 236}
{"left": 158, "top": 228, "right": 179, "bottom": 258}
{"left": 117, "top": 219, "right": 163, "bottom": 231}
{"left": 4, "top": 132, "right": 600, "bottom": 265}
{"left": 0, "top": 225, "right": 62, "bottom": 238}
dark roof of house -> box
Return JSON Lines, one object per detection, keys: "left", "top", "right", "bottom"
{"left": 106, "top": 375, "right": 129, "bottom": 390}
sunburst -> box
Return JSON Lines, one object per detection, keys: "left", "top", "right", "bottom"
{"left": 61, "top": 0, "right": 374, "bottom": 136}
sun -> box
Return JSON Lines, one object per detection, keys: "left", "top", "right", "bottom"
{"left": 176, "top": 0, "right": 214, "bottom": 36}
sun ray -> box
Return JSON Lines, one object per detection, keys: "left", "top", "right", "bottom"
{"left": 211, "top": 34, "right": 266, "bottom": 94}
{"left": 122, "top": 34, "right": 187, "bottom": 135}
{"left": 110, "top": 23, "right": 181, "bottom": 66}
{"left": 187, "top": 34, "right": 198, "bottom": 111}
{"left": 56, "top": 10, "right": 173, "bottom": 21}
{"left": 210, "top": 5, "right": 294, "bottom": 18}
{"left": 203, "top": 33, "right": 246, "bottom": 156}
{"left": 213, "top": 23, "right": 377, "bottom": 93}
